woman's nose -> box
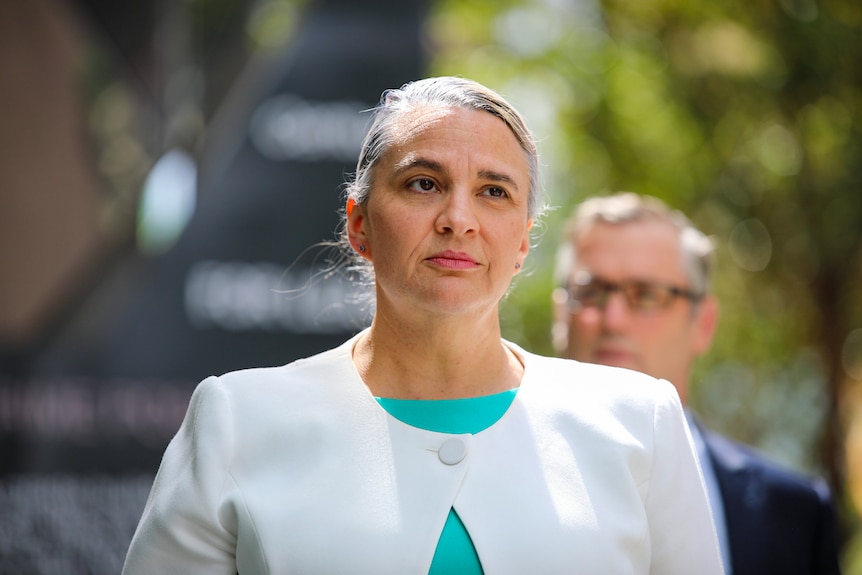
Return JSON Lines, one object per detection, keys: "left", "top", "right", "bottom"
{"left": 435, "top": 191, "right": 478, "bottom": 235}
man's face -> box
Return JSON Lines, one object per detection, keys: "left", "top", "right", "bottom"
{"left": 558, "top": 220, "right": 717, "bottom": 403}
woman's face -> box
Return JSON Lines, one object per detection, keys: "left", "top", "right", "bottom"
{"left": 347, "top": 105, "right": 533, "bottom": 319}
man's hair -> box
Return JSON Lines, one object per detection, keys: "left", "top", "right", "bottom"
{"left": 555, "top": 192, "right": 715, "bottom": 296}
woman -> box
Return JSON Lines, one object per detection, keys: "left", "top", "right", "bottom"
{"left": 122, "top": 76, "right": 724, "bottom": 574}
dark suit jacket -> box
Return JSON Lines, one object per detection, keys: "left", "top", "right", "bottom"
{"left": 699, "top": 424, "right": 842, "bottom": 575}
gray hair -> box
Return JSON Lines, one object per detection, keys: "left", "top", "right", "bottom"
{"left": 554, "top": 192, "right": 715, "bottom": 296}
{"left": 338, "top": 76, "right": 546, "bottom": 282}
{"left": 346, "top": 76, "right": 544, "bottom": 215}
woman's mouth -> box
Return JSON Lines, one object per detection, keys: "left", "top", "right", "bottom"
{"left": 425, "top": 250, "right": 480, "bottom": 270}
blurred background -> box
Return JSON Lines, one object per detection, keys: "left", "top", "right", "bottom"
{"left": 1, "top": 0, "right": 860, "bottom": 572}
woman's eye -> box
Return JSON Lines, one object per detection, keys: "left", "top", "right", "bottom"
{"left": 408, "top": 178, "right": 436, "bottom": 192}
{"left": 483, "top": 186, "right": 509, "bottom": 198}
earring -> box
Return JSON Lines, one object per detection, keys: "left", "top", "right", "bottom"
{"left": 359, "top": 245, "right": 366, "bottom": 253}
{"left": 515, "top": 262, "right": 521, "bottom": 270}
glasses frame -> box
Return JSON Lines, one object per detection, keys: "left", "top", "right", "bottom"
{"left": 566, "top": 272, "right": 703, "bottom": 313}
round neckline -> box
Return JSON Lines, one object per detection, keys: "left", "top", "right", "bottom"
{"left": 340, "top": 330, "right": 531, "bottom": 436}
{"left": 375, "top": 388, "right": 519, "bottom": 434}
{"left": 374, "top": 387, "right": 520, "bottom": 403}
{"left": 348, "top": 329, "right": 527, "bottom": 401}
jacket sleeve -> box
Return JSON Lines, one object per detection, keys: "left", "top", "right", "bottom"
{"left": 646, "top": 381, "right": 726, "bottom": 575}
{"left": 122, "top": 376, "right": 241, "bottom": 575}
{"left": 811, "top": 478, "right": 843, "bottom": 575}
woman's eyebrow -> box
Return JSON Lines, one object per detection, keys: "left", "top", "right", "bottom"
{"left": 478, "top": 169, "right": 519, "bottom": 190}
{"left": 391, "top": 158, "right": 519, "bottom": 191}
{"left": 392, "top": 157, "right": 446, "bottom": 177}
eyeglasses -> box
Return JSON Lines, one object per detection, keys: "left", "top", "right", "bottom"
{"left": 567, "top": 272, "right": 703, "bottom": 312}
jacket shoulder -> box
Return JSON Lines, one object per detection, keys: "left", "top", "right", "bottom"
{"left": 522, "top": 350, "right": 680, "bottom": 402}
{"left": 194, "top": 337, "right": 358, "bottom": 404}
{"left": 704, "top": 427, "right": 833, "bottom": 504}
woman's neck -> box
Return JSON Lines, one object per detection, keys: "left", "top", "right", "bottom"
{"left": 352, "top": 313, "right": 523, "bottom": 400}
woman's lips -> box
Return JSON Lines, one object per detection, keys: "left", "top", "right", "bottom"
{"left": 425, "top": 250, "right": 480, "bottom": 269}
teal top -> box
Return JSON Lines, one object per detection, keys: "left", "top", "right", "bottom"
{"left": 375, "top": 389, "right": 518, "bottom": 575}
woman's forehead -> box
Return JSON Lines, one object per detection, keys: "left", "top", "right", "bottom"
{"left": 384, "top": 108, "right": 526, "bottom": 175}
{"left": 388, "top": 106, "right": 520, "bottom": 154}
{"left": 389, "top": 104, "right": 461, "bottom": 143}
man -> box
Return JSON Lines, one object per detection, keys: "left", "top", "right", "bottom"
{"left": 552, "top": 192, "right": 842, "bottom": 575}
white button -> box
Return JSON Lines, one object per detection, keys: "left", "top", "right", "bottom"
{"left": 438, "top": 438, "right": 467, "bottom": 465}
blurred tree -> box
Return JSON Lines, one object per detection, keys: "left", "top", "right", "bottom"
{"left": 428, "top": 0, "right": 862, "bottom": 568}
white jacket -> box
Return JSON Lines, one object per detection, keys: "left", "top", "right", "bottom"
{"left": 123, "top": 333, "right": 724, "bottom": 574}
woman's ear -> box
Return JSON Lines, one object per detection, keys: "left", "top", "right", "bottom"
{"left": 515, "top": 218, "right": 533, "bottom": 271}
{"left": 346, "top": 198, "right": 371, "bottom": 259}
